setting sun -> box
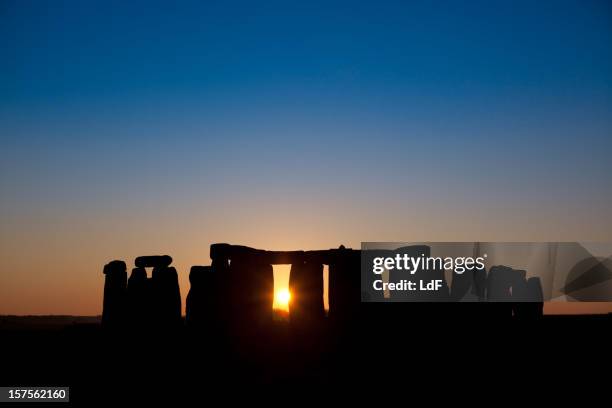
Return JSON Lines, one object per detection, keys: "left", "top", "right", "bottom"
{"left": 274, "top": 289, "right": 291, "bottom": 310}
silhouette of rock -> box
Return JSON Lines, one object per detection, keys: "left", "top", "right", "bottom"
{"left": 289, "top": 260, "right": 325, "bottom": 324}
{"left": 487, "top": 265, "right": 544, "bottom": 318}
{"left": 359, "top": 249, "right": 387, "bottom": 302}
{"left": 451, "top": 267, "right": 476, "bottom": 302}
{"left": 487, "top": 266, "right": 521, "bottom": 299}
{"left": 151, "top": 266, "right": 182, "bottom": 329}
{"left": 388, "top": 245, "right": 451, "bottom": 301}
{"left": 186, "top": 266, "right": 207, "bottom": 327}
{"left": 513, "top": 277, "right": 544, "bottom": 319}
{"left": 102, "top": 260, "right": 127, "bottom": 329}
{"left": 447, "top": 265, "right": 489, "bottom": 321}
{"left": 127, "top": 267, "right": 150, "bottom": 328}
{"left": 226, "top": 258, "right": 274, "bottom": 330}
{"left": 135, "top": 255, "right": 173, "bottom": 268}
{"left": 186, "top": 265, "right": 223, "bottom": 331}
{"left": 473, "top": 267, "right": 487, "bottom": 301}
{"left": 329, "top": 246, "right": 361, "bottom": 324}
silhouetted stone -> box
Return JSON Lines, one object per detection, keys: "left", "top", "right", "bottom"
{"left": 135, "top": 255, "right": 173, "bottom": 268}
{"left": 151, "top": 266, "right": 182, "bottom": 329}
{"left": 451, "top": 268, "right": 474, "bottom": 302}
{"left": 451, "top": 263, "right": 489, "bottom": 303}
{"left": 127, "top": 267, "right": 150, "bottom": 328}
{"left": 208, "top": 243, "right": 365, "bottom": 334}
{"left": 359, "top": 249, "right": 387, "bottom": 302}
{"left": 447, "top": 264, "right": 490, "bottom": 321}
{"left": 473, "top": 268, "right": 487, "bottom": 301}
{"left": 329, "top": 246, "right": 361, "bottom": 324}
{"left": 289, "top": 260, "right": 324, "bottom": 324}
{"left": 210, "top": 243, "right": 360, "bottom": 267}
{"left": 387, "top": 245, "right": 430, "bottom": 301}
{"left": 186, "top": 265, "right": 223, "bottom": 331}
{"left": 513, "top": 276, "right": 544, "bottom": 319}
{"left": 226, "top": 258, "right": 274, "bottom": 332}
{"left": 487, "top": 265, "right": 526, "bottom": 318}
{"left": 388, "top": 245, "right": 451, "bottom": 301}
{"left": 102, "top": 260, "right": 127, "bottom": 329}
{"left": 526, "top": 277, "right": 544, "bottom": 313}
{"left": 186, "top": 266, "right": 208, "bottom": 326}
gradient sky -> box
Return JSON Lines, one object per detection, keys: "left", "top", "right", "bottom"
{"left": 1, "top": 0, "right": 611, "bottom": 315}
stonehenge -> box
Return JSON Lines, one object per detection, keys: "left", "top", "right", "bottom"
{"left": 102, "top": 244, "right": 546, "bottom": 332}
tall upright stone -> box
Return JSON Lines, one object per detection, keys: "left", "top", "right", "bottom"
{"left": 151, "top": 266, "right": 182, "bottom": 329}
{"left": 186, "top": 265, "right": 223, "bottom": 330}
{"left": 388, "top": 245, "right": 432, "bottom": 301}
{"left": 289, "top": 260, "right": 325, "bottom": 324}
{"left": 486, "top": 265, "right": 524, "bottom": 319}
{"left": 227, "top": 258, "right": 274, "bottom": 331}
{"left": 127, "top": 267, "right": 150, "bottom": 329}
{"left": 512, "top": 276, "right": 544, "bottom": 319}
{"left": 102, "top": 260, "right": 128, "bottom": 329}
{"left": 328, "top": 247, "right": 361, "bottom": 324}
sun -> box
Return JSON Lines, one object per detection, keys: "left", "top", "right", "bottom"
{"left": 274, "top": 289, "right": 291, "bottom": 310}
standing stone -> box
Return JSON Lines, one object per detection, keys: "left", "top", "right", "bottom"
{"left": 512, "top": 276, "right": 544, "bottom": 319}
{"left": 359, "top": 249, "right": 386, "bottom": 302}
{"left": 227, "top": 258, "right": 274, "bottom": 330}
{"left": 526, "top": 277, "right": 544, "bottom": 317}
{"left": 102, "top": 260, "right": 127, "bottom": 329}
{"left": 151, "top": 266, "right": 182, "bottom": 329}
{"left": 388, "top": 245, "right": 432, "bottom": 301}
{"left": 186, "top": 266, "right": 207, "bottom": 327}
{"left": 127, "top": 267, "right": 150, "bottom": 329}
{"left": 289, "top": 260, "right": 325, "bottom": 324}
{"left": 487, "top": 265, "right": 525, "bottom": 319}
{"left": 328, "top": 248, "right": 361, "bottom": 324}
{"left": 186, "top": 265, "right": 222, "bottom": 330}
{"left": 473, "top": 268, "right": 487, "bottom": 301}
{"left": 451, "top": 268, "right": 479, "bottom": 302}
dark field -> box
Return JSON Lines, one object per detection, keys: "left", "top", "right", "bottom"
{"left": 1, "top": 308, "right": 610, "bottom": 404}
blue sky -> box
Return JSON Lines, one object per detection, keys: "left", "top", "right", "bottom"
{"left": 1, "top": 0, "right": 611, "bottom": 314}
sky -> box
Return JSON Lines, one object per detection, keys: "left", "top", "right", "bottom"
{"left": 1, "top": 0, "right": 611, "bottom": 315}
